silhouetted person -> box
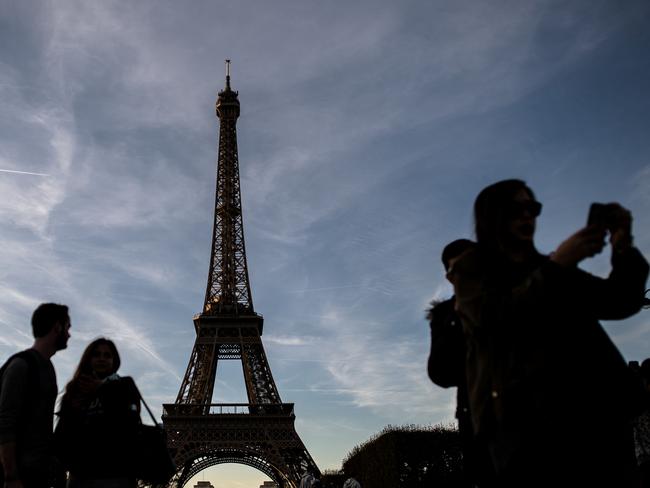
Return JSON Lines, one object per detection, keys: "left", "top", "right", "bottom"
{"left": 0, "top": 303, "right": 71, "bottom": 488}
{"left": 300, "top": 472, "right": 316, "bottom": 488}
{"left": 635, "top": 358, "right": 650, "bottom": 488}
{"left": 453, "top": 179, "right": 648, "bottom": 487}
{"left": 55, "top": 338, "right": 141, "bottom": 487}
{"left": 342, "top": 478, "right": 360, "bottom": 488}
{"left": 428, "top": 239, "right": 474, "bottom": 388}
{"left": 428, "top": 239, "right": 495, "bottom": 487}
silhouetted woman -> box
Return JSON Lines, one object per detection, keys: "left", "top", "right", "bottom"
{"left": 453, "top": 179, "right": 648, "bottom": 487}
{"left": 56, "top": 338, "right": 141, "bottom": 488}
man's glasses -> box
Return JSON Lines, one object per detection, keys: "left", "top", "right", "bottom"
{"left": 507, "top": 200, "right": 542, "bottom": 218}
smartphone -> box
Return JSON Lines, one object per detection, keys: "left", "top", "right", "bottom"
{"left": 587, "top": 203, "right": 610, "bottom": 228}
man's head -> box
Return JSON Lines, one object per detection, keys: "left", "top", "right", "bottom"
{"left": 441, "top": 239, "right": 475, "bottom": 284}
{"left": 31, "top": 303, "right": 71, "bottom": 351}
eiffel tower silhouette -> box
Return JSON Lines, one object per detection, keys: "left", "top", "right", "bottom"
{"left": 162, "top": 61, "right": 320, "bottom": 487}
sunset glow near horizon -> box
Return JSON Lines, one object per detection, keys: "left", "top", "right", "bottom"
{"left": 1, "top": 1, "right": 650, "bottom": 486}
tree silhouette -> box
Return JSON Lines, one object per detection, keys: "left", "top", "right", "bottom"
{"left": 341, "top": 423, "right": 465, "bottom": 488}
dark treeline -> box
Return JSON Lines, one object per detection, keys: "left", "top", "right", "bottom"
{"left": 333, "top": 424, "right": 463, "bottom": 488}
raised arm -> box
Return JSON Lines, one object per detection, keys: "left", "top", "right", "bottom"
{"left": 549, "top": 204, "right": 648, "bottom": 320}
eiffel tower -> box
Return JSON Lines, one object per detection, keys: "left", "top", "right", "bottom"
{"left": 162, "top": 61, "right": 320, "bottom": 488}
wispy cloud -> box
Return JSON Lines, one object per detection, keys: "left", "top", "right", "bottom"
{"left": 0, "top": 169, "right": 50, "bottom": 176}
{"left": 265, "top": 335, "right": 314, "bottom": 346}
{"left": 275, "top": 303, "right": 454, "bottom": 421}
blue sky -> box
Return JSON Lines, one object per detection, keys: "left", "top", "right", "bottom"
{"left": 1, "top": 1, "right": 649, "bottom": 486}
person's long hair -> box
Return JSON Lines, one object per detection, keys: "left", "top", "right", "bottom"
{"left": 61, "top": 338, "right": 121, "bottom": 408}
{"left": 473, "top": 179, "right": 535, "bottom": 256}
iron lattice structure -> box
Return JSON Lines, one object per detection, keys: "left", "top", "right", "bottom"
{"left": 203, "top": 66, "right": 252, "bottom": 317}
{"left": 162, "top": 62, "right": 319, "bottom": 488}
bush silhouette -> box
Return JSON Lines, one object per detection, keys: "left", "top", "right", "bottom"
{"left": 341, "top": 423, "right": 464, "bottom": 488}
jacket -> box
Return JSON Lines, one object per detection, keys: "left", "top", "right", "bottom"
{"left": 454, "top": 245, "right": 648, "bottom": 472}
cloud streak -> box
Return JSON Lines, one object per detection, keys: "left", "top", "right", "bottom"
{"left": 0, "top": 169, "right": 50, "bottom": 176}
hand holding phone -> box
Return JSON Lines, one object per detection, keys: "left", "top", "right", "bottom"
{"left": 587, "top": 203, "right": 614, "bottom": 228}
{"left": 587, "top": 202, "right": 632, "bottom": 249}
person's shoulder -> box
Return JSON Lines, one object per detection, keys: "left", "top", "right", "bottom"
{"left": 121, "top": 375, "right": 138, "bottom": 390}
{"left": 432, "top": 297, "right": 455, "bottom": 313}
{"left": 103, "top": 374, "right": 136, "bottom": 387}
{"left": 112, "top": 375, "right": 140, "bottom": 396}
{"left": 2, "top": 349, "right": 37, "bottom": 372}
{"left": 426, "top": 297, "right": 454, "bottom": 321}
{"left": 428, "top": 297, "right": 458, "bottom": 328}
{"left": 3, "top": 357, "right": 28, "bottom": 377}
{"left": 0, "top": 351, "right": 38, "bottom": 390}
{"left": 99, "top": 375, "right": 140, "bottom": 401}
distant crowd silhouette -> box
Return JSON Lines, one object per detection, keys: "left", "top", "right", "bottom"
{"left": 428, "top": 179, "right": 650, "bottom": 487}
{"left": 300, "top": 472, "right": 361, "bottom": 488}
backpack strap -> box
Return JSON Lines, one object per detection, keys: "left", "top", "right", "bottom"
{"left": 129, "top": 380, "right": 159, "bottom": 427}
{"left": 138, "top": 391, "right": 160, "bottom": 427}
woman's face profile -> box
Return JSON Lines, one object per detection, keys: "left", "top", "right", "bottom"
{"left": 90, "top": 343, "right": 115, "bottom": 378}
{"left": 506, "top": 188, "right": 537, "bottom": 245}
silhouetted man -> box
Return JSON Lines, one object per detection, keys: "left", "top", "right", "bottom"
{"left": 428, "top": 239, "right": 494, "bottom": 487}
{"left": 0, "top": 303, "right": 71, "bottom": 488}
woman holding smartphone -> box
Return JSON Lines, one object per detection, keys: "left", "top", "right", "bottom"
{"left": 56, "top": 338, "right": 141, "bottom": 488}
{"left": 453, "top": 180, "right": 648, "bottom": 487}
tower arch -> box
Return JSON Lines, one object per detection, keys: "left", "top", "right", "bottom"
{"left": 176, "top": 449, "right": 288, "bottom": 487}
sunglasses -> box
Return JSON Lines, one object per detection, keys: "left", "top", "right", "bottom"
{"left": 507, "top": 200, "right": 542, "bottom": 218}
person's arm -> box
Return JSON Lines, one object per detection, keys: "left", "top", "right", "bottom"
{"left": 574, "top": 246, "right": 647, "bottom": 320}
{"left": 550, "top": 206, "right": 648, "bottom": 319}
{"left": 0, "top": 443, "right": 23, "bottom": 488}
{"left": 452, "top": 248, "right": 488, "bottom": 328}
{"left": 0, "top": 358, "right": 28, "bottom": 488}
{"left": 427, "top": 299, "right": 464, "bottom": 388}
{"left": 513, "top": 249, "right": 647, "bottom": 321}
